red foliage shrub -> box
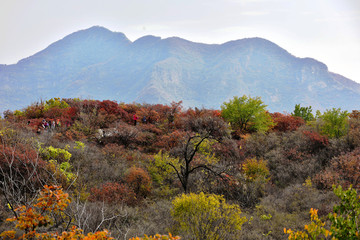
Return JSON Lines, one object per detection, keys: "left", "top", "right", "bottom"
{"left": 156, "top": 130, "right": 187, "bottom": 150}
{"left": 151, "top": 104, "right": 172, "bottom": 122}
{"left": 152, "top": 101, "right": 182, "bottom": 125}
{"left": 99, "top": 100, "right": 119, "bottom": 114}
{"left": 119, "top": 103, "right": 140, "bottom": 123}
{"left": 212, "top": 110, "right": 222, "bottom": 117}
{"left": 89, "top": 182, "right": 137, "bottom": 205}
{"left": 0, "top": 143, "right": 39, "bottom": 167}
{"left": 43, "top": 107, "right": 66, "bottom": 119}
{"left": 270, "top": 112, "right": 305, "bottom": 132}
{"left": 24, "top": 104, "right": 44, "bottom": 119}
{"left": 98, "top": 100, "right": 128, "bottom": 124}
{"left": 124, "top": 166, "right": 152, "bottom": 198}
{"left": 284, "top": 147, "right": 310, "bottom": 162}
{"left": 314, "top": 148, "right": 360, "bottom": 190}
{"left": 302, "top": 130, "right": 329, "bottom": 152}
{"left": 0, "top": 143, "right": 49, "bottom": 190}
{"left": 136, "top": 107, "right": 160, "bottom": 124}
{"left": 65, "top": 107, "right": 78, "bottom": 120}
{"left": 27, "top": 118, "right": 43, "bottom": 132}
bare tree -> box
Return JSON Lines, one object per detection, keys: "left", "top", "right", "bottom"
{"left": 169, "top": 115, "right": 230, "bottom": 193}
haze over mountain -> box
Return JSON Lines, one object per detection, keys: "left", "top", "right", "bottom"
{"left": 1, "top": 26, "right": 359, "bottom": 114}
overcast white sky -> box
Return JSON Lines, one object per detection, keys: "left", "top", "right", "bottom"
{"left": 1, "top": 0, "right": 360, "bottom": 83}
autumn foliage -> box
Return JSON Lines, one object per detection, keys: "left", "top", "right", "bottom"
{"left": 89, "top": 182, "right": 137, "bottom": 205}
{"left": 1, "top": 97, "right": 359, "bottom": 239}
{"left": 1, "top": 185, "right": 113, "bottom": 240}
{"left": 124, "top": 166, "right": 152, "bottom": 198}
{"left": 314, "top": 148, "right": 360, "bottom": 190}
{"left": 270, "top": 112, "right": 305, "bottom": 132}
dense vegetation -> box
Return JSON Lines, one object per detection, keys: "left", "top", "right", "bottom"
{"left": 0, "top": 96, "right": 359, "bottom": 239}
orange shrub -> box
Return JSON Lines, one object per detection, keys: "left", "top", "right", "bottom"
{"left": 125, "top": 166, "right": 152, "bottom": 198}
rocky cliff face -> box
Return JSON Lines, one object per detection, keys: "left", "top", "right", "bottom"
{"left": 1, "top": 26, "right": 359, "bottom": 113}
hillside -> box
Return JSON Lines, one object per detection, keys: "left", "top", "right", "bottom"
{"left": 1, "top": 99, "right": 359, "bottom": 239}
{"left": 1, "top": 26, "right": 359, "bottom": 113}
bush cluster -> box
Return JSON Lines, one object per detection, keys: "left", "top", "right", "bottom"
{"left": 1, "top": 97, "right": 359, "bottom": 239}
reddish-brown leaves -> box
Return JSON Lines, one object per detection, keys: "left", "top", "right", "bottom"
{"left": 270, "top": 112, "right": 305, "bottom": 132}
{"left": 89, "top": 182, "right": 137, "bottom": 205}
{"left": 124, "top": 166, "right": 152, "bottom": 198}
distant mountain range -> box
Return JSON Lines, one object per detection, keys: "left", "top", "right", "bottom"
{"left": 1, "top": 26, "right": 359, "bottom": 113}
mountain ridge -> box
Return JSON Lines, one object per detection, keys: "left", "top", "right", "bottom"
{"left": 0, "top": 26, "right": 359, "bottom": 114}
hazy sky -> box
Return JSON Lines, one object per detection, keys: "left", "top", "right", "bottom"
{"left": 1, "top": 0, "right": 360, "bottom": 83}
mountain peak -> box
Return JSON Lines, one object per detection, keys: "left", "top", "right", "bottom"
{"left": 69, "top": 26, "right": 130, "bottom": 43}
{"left": 85, "top": 25, "right": 111, "bottom": 32}
{"left": 17, "top": 26, "right": 130, "bottom": 65}
{"left": 1, "top": 28, "right": 359, "bottom": 114}
{"left": 133, "top": 35, "right": 161, "bottom": 45}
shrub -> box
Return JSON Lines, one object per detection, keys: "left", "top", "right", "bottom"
{"left": 221, "top": 95, "right": 274, "bottom": 133}
{"left": 302, "top": 130, "right": 329, "bottom": 153}
{"left": 171, "top": 192, "right": 247, "bottom": 240}
{"left": 155, "top": 130, "right": 187, "bottom": 150}
{"left": 284, "top": 185, "right": 360, "bottom": 240}
{"left": 348, "top": 110, "right": 360, "bottom": 148}
{"left": 271, "top": 112, "right": 305, "bottom": 132}
{"left": 242, "top": 158, "right": 270, "bottom": 182}
{"left": 0, "top": 185, "right": 114, "bottom": 240}
{"left": 314, "top": 148, "right": 360, "bottom": 190}
{"left": 244, "top": 132, "right": 280, "bottom": 158}
{"left": 125, "top": 166, "right": 152, "bottom": 198}
{"left": 111, "top": 122, "right": 139, "bottom": 148}
{"left": 291, "top": 104, "right": 314, "bottom": 122}
{"left": 250, "top": 183, "right": 335, "bottom": 240}
{"left": 318, "top": 108, "right": 349, "bottom": 138}
{"left": 39, "top": 145, "right": 72, "bottom": 162}
{"left": 0, "top": 135, "right": 54, "bottom": 208}
{"left": 89, "top": 182, "right": 137, "bottom": 206}
{"left": 148, "top": 151, "right": 180, "bottom": 197}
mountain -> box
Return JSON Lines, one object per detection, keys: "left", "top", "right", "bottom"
{"left": 1, "top": 26, "right": 359, "bottom": 113}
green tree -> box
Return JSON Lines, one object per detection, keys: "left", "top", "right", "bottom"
{"left": 318, "top": 108, "right": 349, "bottom": 138}
{"left": 291, "top": 104, "right": 314, "bottom": 122}
{"left": 171, "top": 192, "right": 247, "bottom": 240}
{"left": 44, "top": 97, "right": 70, "bottom": 111}
{"left": 221, "top": 95, "right": 274, "bottom": 133}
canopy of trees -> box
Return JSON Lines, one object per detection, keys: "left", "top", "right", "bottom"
{"left": 221, "top": 95, "right": 274, "bottom": 133}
